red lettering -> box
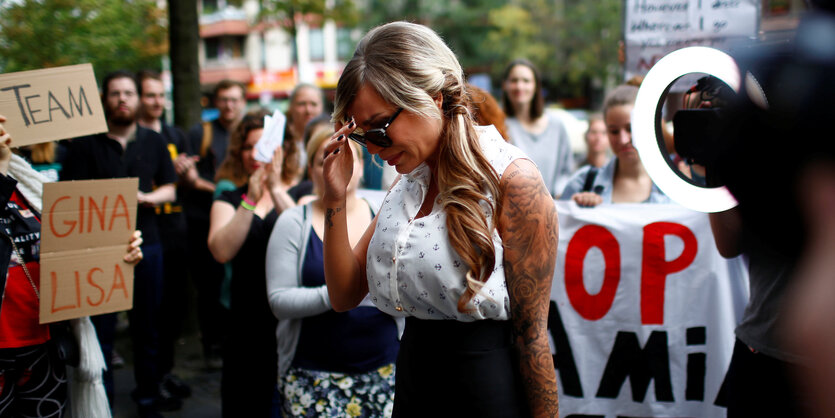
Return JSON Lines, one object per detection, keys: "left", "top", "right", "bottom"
{"left": 637, "top": 55, "right": 663, "bottom": 71}
{"left": 87, "top": 196, "right": 107, "bottom": 232}
{"left": 86, "top": 267, "right": 105, "bottom": 306}
{"left": 50, "top": 271, "right": 75, "bottom": 313}
{"left": 109, "top": 194, "right": 131, "bottom": 231}
{"left": 640, "top": 222, "right": 698, "bottom": 325}
{"left": 78, "top": 196, "right": 84, "bottom": 234}
{"left": 48, "top": 196, "right": 76, "bottom": 238}
{"left": 106, "top": 264, "right": 129, "bottom": 302}
{"left": 565, "top": 225, "right": 621, "bottom": 321}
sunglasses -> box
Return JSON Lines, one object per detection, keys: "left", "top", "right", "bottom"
{"left": 348, "top": 108, "right": 403, "bottom": 148}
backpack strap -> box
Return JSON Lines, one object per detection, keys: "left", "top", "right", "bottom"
{"left": 582, "top": 167, "right": 599, "bottom": 193}
{"left": 200, "top": 121, "right": 213, "bottom": 158}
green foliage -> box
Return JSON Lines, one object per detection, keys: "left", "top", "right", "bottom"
{"left": 259, "top": 0, "right": 360, "bottom": 37}
{"left": 0, "top": 0, "right": 167, "bottom": 80}
{"left": 484, "top": 0, "right": 622, "bottom": 99}
{"left": 359, "top": 0, "right": 621, "bottom": 101}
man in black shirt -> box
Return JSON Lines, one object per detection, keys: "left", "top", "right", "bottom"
{"left": 61, "top": 70, "right": 179, "bottom": 418}
{"left": 136, "top": 70, "right": 193, "bottom": 401}
{"left": 176, "top": 79, "right": 245, "bottom": 368}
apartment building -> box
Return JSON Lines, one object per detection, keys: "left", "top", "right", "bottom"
{"left": 198, "top": 0, "right": 357, "bottom": 106}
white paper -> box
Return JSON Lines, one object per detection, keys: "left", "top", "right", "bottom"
{"left": 254, "top": 110, "right": 286, "bottom": 163}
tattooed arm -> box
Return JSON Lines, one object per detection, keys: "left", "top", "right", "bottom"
{"left": 498, "top": 158, "right": 560, "bottom": 417}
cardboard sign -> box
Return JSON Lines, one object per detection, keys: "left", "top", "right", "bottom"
{"left": 0, "top": 64, "right": 107, "bottom": 147}
{"left": 39, "top": 178, "right": 138, "bottom": 323}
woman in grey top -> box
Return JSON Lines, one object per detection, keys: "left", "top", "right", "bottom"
{"left": 502, "top": 59, "right": 574, "bottom": 197}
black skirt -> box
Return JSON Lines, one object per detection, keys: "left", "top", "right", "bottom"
{"left": 392, "top": 317, "right": 528, "bottom": 418}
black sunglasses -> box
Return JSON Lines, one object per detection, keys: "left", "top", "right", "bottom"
{"left": 348, "top": 108, "right": 403, "bottom": 148}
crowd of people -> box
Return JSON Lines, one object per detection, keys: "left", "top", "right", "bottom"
{"left": 1, "top": 11, "right": 831, "bottom": 418}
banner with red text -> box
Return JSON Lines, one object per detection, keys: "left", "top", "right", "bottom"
{"left": 549, "top": 202, "right": 749, "bottom": 417}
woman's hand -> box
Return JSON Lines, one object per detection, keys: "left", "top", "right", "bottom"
{"left": 322, "top": 118, "right": 357, "bottom": 204}
{"left": 0, "top": 115, "right": 12, "bottom": 176}
{"left": 265, "top": 145, "right": 284, "bottom": 192}
{"left": 124, "top": 230, "right": 144, "bottom": 264}
{"left": 572, "top": 192, "right": 603, "bottom": 207}
{"left": 247, "top": 165, "right": 267, "bottom": 202}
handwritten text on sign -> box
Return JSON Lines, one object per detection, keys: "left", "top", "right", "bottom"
{"left": 623, "top": 0, "right": 758, "bottom": 81}
{"left": 39, "top": 178, "right": 138, "bottom": 323}
{"left": 0, "top": 64, "right": 107, "bottom": 147}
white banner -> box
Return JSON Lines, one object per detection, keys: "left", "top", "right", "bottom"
{"left": 623, "top": 0, "right": 759, "bottom": 82}
{"left": 549, "top": 202, "right": 749, "bottom": 417}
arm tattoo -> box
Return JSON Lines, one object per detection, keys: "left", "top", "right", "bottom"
{"left": 501, "top": 161, "right": 560, "bottom": 417}
{"left": 325, "top": 207, "right": 343, "bottom": 229}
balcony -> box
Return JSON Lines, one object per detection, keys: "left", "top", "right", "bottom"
{"left": 200, "top": 7, "right": 250, "bottom": 38}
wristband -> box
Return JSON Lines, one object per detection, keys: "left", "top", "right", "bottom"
{"left": 241, "top": 193, "right": 256, "bottom": 206}
{"left": 240, "top": 198, "right": 256, "bottom": 211}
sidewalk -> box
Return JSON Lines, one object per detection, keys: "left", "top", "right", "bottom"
{"left": 111, "top": 329, "right": 222, "bottom": 418}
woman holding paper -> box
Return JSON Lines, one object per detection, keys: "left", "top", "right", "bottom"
{"left": 266, "top": 127, "right": 401, "bottom": 417}
{"left": 208, "top": 109, "right": 294, "bottom": 417}
{"left": 0, "top": 114, "right": 144, "bottom": 417}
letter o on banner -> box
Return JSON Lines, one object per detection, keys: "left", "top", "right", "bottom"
{"left": 564, "top": 225, "right": 621, "bottom": 321}
{"left": 632, "top": 46, "right": 740, "bottom": 213}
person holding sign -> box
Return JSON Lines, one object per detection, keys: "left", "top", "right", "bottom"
{"left": 0, "top": 114, "right": 144, "bottom": 417}
{"left": 207, "top": 109, "right": 295, "bottom": 416}
{"left": 60, "top": 70, "right": 179, "bottom": 417}
{"left": 560, "top": 84, "right": 670, "bottom": 207}
{"left": 321, "top": 22, "right": 559, "bottom": 416}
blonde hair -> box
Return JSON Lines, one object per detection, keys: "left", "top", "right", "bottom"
{"left": 333, "top": 22, "right": 502, "bottom": 312}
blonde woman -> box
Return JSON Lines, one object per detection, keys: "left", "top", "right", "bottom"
{"left": 266, "top": 128, "right": 400, "bottom": 417}
{"left": 321, "top": 22, "right": 559, "bottom": 417}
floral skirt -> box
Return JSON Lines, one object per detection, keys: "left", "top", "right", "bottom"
{"left": 281, "top": 363, "right": 396, "bottom": 417}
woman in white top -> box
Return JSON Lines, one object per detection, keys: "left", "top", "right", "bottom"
{"left": 319, "top": 22, "right": 559, "bottom": 417}
{"left": 502, "top": 58, "right": 574, "bottom": 197}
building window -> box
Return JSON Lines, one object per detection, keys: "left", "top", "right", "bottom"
{"left": 202, "top": 0, "right": 219, "bottom": 14}
{"left": 309, "top": 27, "right": 325, "bottom": 61}
{"left": 205, "top": 35, "right": 246, "bottom": 61}
{"left": 337, "top": 28, "right": 355, "bottom": 60}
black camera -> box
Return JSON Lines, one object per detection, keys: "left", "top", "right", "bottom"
{"left": 651, "top": 9, "right": 835, "bottom": 259}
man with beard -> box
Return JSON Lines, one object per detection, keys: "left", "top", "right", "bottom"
{"left": 177, "top": 80, "right": 246, "bottom": 369}
{"left": 61, "top": 70, "right": 179, "bottom": 418}
{"left": 136, "top": 70, "right": 193, "bottom": 402}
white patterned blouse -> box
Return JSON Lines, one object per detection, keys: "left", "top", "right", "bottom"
{"left": 366, "top": 125, "right": 530, "bottom": 321}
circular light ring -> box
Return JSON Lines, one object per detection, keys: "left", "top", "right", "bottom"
{"left": 632, "top": 46, "right": 739, "bottom": 213}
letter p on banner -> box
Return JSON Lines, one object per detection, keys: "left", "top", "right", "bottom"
{"left": 640, "top": 222, "right": 698, "bottom": 324}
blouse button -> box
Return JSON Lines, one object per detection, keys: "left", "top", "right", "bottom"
{"left": 395, "top": 306, "right": 403, "bottom": 311}
{"left": 391, "top": 256, "right": 396, "bottom": 263}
